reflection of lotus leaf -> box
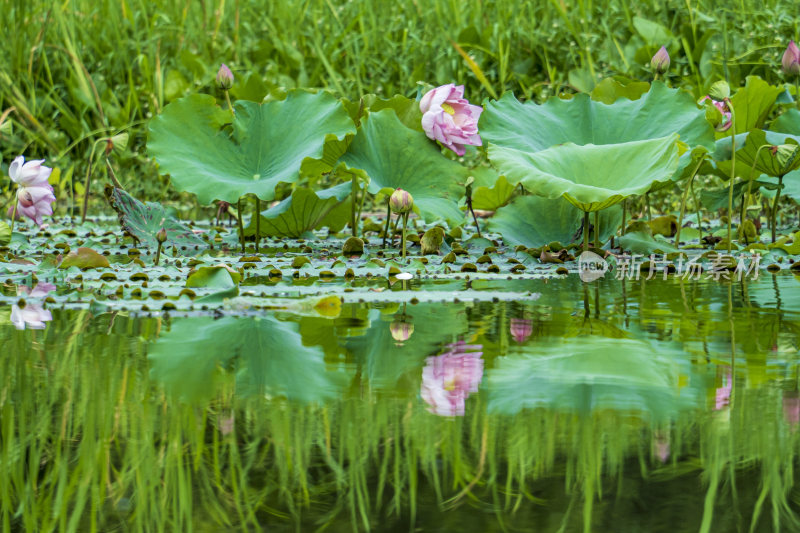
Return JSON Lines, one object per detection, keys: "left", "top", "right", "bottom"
{"left": 148, "top": 316, "right": 346, "bottom": 402}
{"left": 488, "top": 337, "right": 697, "bottom": 419}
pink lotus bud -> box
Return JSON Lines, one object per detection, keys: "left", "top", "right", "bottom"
{"left": 782, "top": 41, "right": 800, "bottom": 77}
{"left": 156, "top": 227, "right": 168, "bottom": 243}
{"left": 216, "top": 63, "right": 234, "bottom": 90}
{"left": 650, "top": 46, "right": 670, "bottom": 75}
{"left": 389, "top": 188, "right": 414, "bottom": 214}
{"left": 420, "top": 84, "right": 483, "bottom": 156}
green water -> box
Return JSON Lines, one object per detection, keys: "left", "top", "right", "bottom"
{"left": 3, "top": 274, "right": 800, "bottom": 532}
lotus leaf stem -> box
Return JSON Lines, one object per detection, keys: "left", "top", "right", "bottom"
{"left": 594, "top": 210, "right": 600, "bottom": 249}
{"left": 382, "top": 198, "right": 391, "bottom": 248}
{"left": 583, "top": 210, "right": 590, "bottom": 252}
{"left": 691, "top": 178, "right": 703, "bottom": 239}
{"left": 351, "top": 175, "right": 358, "bottom": 237}
{"left": 401, "top": 212, "right": 409, "bottom": 261}
{"left": 741, "top": 144, "right": 771, "bottom": 246}
{"left": 771, "top": 175, "right": 784, "bottom": 243}
{"left": 675, "top": 157, "right": 705, "bottom": 247}
{"left": 356, "top": 181, "right": 368, "bottom": 233}
{"left": 725, "top": 99, "right": 736, "bottom": 253}
{"left": 155, "top": 240, "right": 163, "bottom": 266}
{"left": 237, "top": 197, "right": 245, "bottom": 253}
{"left": 646, "top": 193, "right": 652, "bottom": 222}
{"left": 621, "top": 199, "right": 626, "bottom": 237}
{"left": 254, "top": 195, "right": 260, "bottom": 253}
{"left": 796, "top": 79, "right": 800, "bottom": 111}
{"left": 9, "top": 199, "right": 17, "bottom": 234}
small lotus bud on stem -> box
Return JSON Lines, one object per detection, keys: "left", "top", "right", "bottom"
{"left": 216, "top": 64, "right": 234, "bottom": 90}
{"left": 389, "top": 188, "right": 413, "bottom": 214}
{"left": 216, "top": 63, "right": 235, "bottom": 113}
{"left": 650, "top": 46, "right": 670, "bottom": 79}
{"left": 155, "top": 228, "right": 167, "bottom": 266}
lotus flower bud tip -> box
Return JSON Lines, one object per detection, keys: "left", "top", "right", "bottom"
{"left": 651, "top": 46, "right": 670, "bottom": 75}
{"left": 216, "top": 63, "right": 234, "bottom": 90}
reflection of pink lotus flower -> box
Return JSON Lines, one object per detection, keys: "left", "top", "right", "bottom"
{"left": 10, "top": 282, "right": 56, "bottom": 330}
{"left": 419, "top": 84, "right": 482, "bottom": 156}
{"left": 8, "top": 156, "right": 55, "bottom": 227}
{"left": 420, "top": 341, "right": 484, "bottom": 416}
{"left": 510, "top": 318, "right": 533, "bottom": 343}
{"left": 784, "top": 395, "right": 800, "bottom": 427}
{"left": 653, "top": 431, "right": 670, "bottom": 463}
{"left": 714, "top": 368, "right": 732, "bottom": 410}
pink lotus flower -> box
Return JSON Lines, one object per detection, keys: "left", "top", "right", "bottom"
{"left": 10, "top": 282, "right": 55, "bottom": 330}
{"left": 702, "top": 96, "right": 732, "bottom": 132}
{"left": 420, "top": 341, "right": 483, "bottom": 416}
{"left": 8, "top": 156, "right": 55, "bottom": 226}
{"left": 420, "top": 84, "right": 482, "bottom": 156}
{"left": 510, "top": 318, "right": 533, "bottom": 343}
{"left": 782, "top": 41, "right": 800, "bottom": 77}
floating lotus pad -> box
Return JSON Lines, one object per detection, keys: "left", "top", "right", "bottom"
{"left": 148, "top": 91, "right": 356, "bottom": 204}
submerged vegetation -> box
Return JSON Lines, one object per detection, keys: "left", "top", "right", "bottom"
{"left": 4, "top": 1, "right": 800, "bottom": 532}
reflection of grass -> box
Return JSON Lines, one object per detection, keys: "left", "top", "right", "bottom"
{"left": 3, "top": 311, "right": 800, "bottom": 531}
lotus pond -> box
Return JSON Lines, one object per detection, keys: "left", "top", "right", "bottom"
{"left": 1, "top": 216, "right": 800, "bottom": 533}
{"left": 8, "top": 3, "right": 800, "bottom": 531}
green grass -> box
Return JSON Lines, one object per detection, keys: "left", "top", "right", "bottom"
{"left": 1, "top": 0, "right": 799, "bottom": 211}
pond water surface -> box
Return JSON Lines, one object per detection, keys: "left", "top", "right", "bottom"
{"left": 3, "top": 272, "right": 800, "bottom": 532}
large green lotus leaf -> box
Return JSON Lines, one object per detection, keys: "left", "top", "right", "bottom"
{"left": 244, "top": 182, "right": 352, "bottom": 238}
{"left": 148, "top": 316, "right": 345, "bottom": 402}
{"left": 709, "top": 130, "right": 800, "bottom": 180}
{"left": 342, "top": 94, "right": 424, "bottom": 132}
{"left": 772, "top": 107, "right": 800, "bottom": 135}
{"left": 148, "top": 91, "right": 356, "bottom": 204}
{"left": 341, "top": 109, "right": 467, "bottom": 225}
{"left": 716, "top": 129, "right": 800, "bottom": 179}
{"left": 107, "top": 187, "right": 204, "bottom": 248}
{"left": 488, "top": 135, "right": 681, "bottom": 212}
{"left": 469, "top": 166, "right": 514, "bottom": 211}
{"left": 488, "top": 337, "right": 697, "bottom": 418}
{"left": 481, "top": 81, "right": 714, "bottom": 153}
{"left": 589, "top": 77, "right": 651, "bottom": 105}
{"left": 488, "top": 196, "right": 622, "bottom": 247}
{"left": 727, "top": 76, "right": 784, "bottom": 135}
